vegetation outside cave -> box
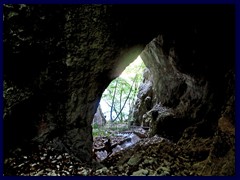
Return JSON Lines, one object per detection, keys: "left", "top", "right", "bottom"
{"left": 92, "top": 55, "right": 146, "bottom": 137}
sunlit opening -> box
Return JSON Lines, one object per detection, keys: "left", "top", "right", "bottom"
{"left": 92, "top": 55, "right": 146, "bottom": 136}
{"left": 101, "top": 56, "right": 145, "bottom": 121}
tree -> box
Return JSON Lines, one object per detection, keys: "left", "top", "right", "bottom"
{"left": 101, "top": 56, "right": 145, "bottom": 125}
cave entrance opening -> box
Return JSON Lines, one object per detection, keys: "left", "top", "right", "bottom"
{"left": 92, "top": 55, "right": 146, "bottom": 137}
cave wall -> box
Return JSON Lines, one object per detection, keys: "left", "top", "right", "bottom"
{"left": 4, "top": 4, "right": 235, "bottom": 166}
{"left": 132, "top": 4, "right": 235, "bottom": 141}
{"left": 131, "top": 5, "right": 235, "bottom": 175}
{"left": 3, "top": 4, "right": 169, "bottom": 161}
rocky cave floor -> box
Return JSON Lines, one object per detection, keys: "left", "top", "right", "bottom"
{"left": 4, "top": 127, "right": 216, "bottom": 176}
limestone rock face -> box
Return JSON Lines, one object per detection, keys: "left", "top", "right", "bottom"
{"left": 4, "top": 4, "right": 235, "bottom": 169}
{"left": 136, "top": 36, "right": 216, "bottom": 141}
{"left": 133, "top": 12, "right": 235, "bottom": 142}
{"left": 132, "top": 68, "right": 153, "bottom": 126}
{"left": 130, "top": 6, "right": 235, "bottom": 175}
{"left": 3, "top": 4, "right": 166, "bottom": 162}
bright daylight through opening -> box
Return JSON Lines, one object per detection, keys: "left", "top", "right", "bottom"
{"left": 92, "top": 55, "right": 146, "bottom": 137}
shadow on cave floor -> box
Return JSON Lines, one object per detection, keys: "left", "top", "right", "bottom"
{"left": 4, "top": 64, "right": 234, "bottom": 176}
{"left": 3, "top": 124, "right": 217, "bottom": 176}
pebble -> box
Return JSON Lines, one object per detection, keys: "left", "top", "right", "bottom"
{"left": 4, "top": 133, "right": 206, "bottom": 176}
{"left": 18, "top": 163, "right": 24, "bottom": 167}
{"left": 46, "top": 168, "right": 52, "bottom": 172}
{"left": 132, "top": 169, "right": 149, "bottom": 176}
{"left": 56, "top": 155, "right": 62, "bottom": 160}
{"left": 81, "top": 169, "right": 89, "bottom": 176}
{"left": 118, "top": 165, "right": 123, "bottom": 172}
{"left": 62, "top": 170, "right": 70, "bottom": 175}
{"left": 34, "top": 170, "right": 44, "bottom": 176}
{"left": 31, "top": 163, "right": 37, "bottom": 167}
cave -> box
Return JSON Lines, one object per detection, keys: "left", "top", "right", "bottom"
{"left": 92, "top": 55, "right": 145, "bottom": 126}
{"left": 3, "top": 4, "right": 235, "bottom": 176}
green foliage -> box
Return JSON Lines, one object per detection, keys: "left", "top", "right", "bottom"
{"left": 92, "top": 121, "right": 130, "bottom": 137}
{"left": 92, "top": 127, "right": 111, "bottom": 137}
{"left": 101, "top": 56, "right": 145, "bottom": 122}
{"left": 93, "top": 57, "right": 145, "bottom": 137}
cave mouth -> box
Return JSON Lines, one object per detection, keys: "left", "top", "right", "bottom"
{"left": 92, "top": 55, "right": 146, "bottom": 137}
{"left": 92, "top": 55, "right": 146, "bottom": 161}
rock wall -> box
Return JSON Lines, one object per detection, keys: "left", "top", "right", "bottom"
{"left": 132, "top": 6, "right": 235, "bottom": 141}
{"left": 3, "top": 4, "right": 167, "bottom": 162}
{"left": 135, "top": 35, "right": 216, "bottom": 141}
{"left": 132, "top": 68, "right": 154, "bottom": 127}
{"left": 4, "top": 4, "right": 235, "bottom": 168}
{"left": 131, "top": 6, "right": 235, "bottom": 175}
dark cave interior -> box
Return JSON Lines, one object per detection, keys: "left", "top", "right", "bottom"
{"left": 3, "top": 4, "right": 235, "bottom": 176}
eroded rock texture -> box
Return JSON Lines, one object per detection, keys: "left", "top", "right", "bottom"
{"left": 3, "top": 4, "right": 166, "bottom": 162}
{"left": 132, "top": 6, "right": 235, "bottom": 175}
{"left": 4, "top": 4, "right": 235, "bottom": 174}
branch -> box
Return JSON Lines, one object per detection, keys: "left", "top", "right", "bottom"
{"left": 110, "top": 79, "right": 118, "bottom": 122}
{"left": 112, "top": 74, "right": 138, "bottom": 122}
